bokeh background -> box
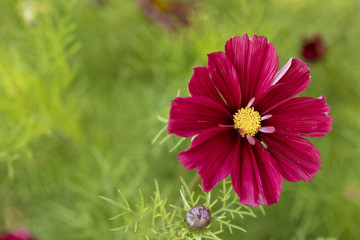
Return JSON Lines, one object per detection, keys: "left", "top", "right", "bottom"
{"left": 0, "top": 0, "right": 359, "bottom": 239}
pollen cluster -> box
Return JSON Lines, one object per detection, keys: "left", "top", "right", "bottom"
{"left": 233, "top": 107, "right": 261, "bottom": 136}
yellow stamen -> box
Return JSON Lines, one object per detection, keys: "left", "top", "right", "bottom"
{"left": 233, "top": 107, "right": 261, "bottom": 136}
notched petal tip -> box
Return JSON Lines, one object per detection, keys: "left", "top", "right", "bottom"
{"left": 228, "top": 33, "right": 249, "bottom": 40}
{"left": 249, "top": 34, "right": 268, "bottom": 42}
{"left": 178, "top": 151, "right": 197, "bottom": 171}
{"left": 239, "top": 197, "right": 261, "bottom": 207}
{"left": 263, "top": 134, "right": 321, "bottom": 182}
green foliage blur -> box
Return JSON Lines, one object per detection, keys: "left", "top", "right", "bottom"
{"left": 0, "top": 0, "right": 359, "bottom": 239}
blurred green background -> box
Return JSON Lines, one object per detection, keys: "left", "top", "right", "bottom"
{"left": 0, "top": 0, "right": 359, "bottom": 239}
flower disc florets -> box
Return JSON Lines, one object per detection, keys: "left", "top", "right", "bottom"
{"left": 233, "top": 107, "right": 261, "bottom": 136}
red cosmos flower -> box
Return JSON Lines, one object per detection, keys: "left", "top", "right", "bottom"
{"left": 136, "top": 0, "right": 194, "bottom": 30}
{"left": 168, "top": 34, "right": 333, "bottom": 207}
{"left": 0, "top": 229, "right": 36, "bottom": 240}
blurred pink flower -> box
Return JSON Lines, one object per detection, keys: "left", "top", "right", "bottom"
{"left": 0, "top": 229, "right": 36, "bottom": 240}
{"left": 168, "top": 34, "right": 333, "bottom": 207}
{"left": 136, "top": 0, "right": 194, "bottom": 30}
{"left": 301, "top": 34, "right": 326, "bottom": 62}
{"left": 345, "top": 186, "right": 358, "bottom": 201}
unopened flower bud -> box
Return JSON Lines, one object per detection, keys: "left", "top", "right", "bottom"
{"left": 184, "top": 205, "right": 211, "bottom": 230}
{"left": 301, "top": 34, "right": 326, "bottom": 62}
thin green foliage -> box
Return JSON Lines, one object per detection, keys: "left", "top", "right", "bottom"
{"left": 0, "top": 0, "right": 359, "bottom": 239}
{"left": 152, "top": 117, "right": 188, "bottom": 153}
{"left": 101, "top": 178, "right": 256, "bottom": 239}
{"left": 0, "top": 0, "right": 80, "bottom": 174}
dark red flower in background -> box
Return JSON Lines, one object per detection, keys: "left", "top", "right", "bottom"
{"left": 136, "top": 0, "right": 194, "bottom": 30}
{"left": 301, "top": 34, "right": 326, "bottom": 62}
{"left": 0, "top": 229, "right": 36, "bottom": 240}
{"left": 168, "top": 34, "right": 333, "bottom": 207}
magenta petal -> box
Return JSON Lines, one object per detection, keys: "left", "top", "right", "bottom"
{"left": 168, "top": 96, "right": 233, "bottom": 137}
{"left": 231, "top": 141, "right": 282, "bottom": 206}
{"left": 225, "top": 34, "right": 279, "bottom": 104}
{"left": 267, "top": 96, "right": 333, "bottom": 137}
{"left": 207, "top": 51, "right": 241, "bottom": 112}
{"left": 0, "top": 229, "right": 35, "bottom": 240}
{"left": 178, "top": 127, "right": 238, "bottom": 191}
{"left": 262, "top": 133, "right": 321, "bottom": 182}
{"left": 255, "top": 58, "right": 311, "bottom": 114}
{"left": 231, "top": 140, "right": 261, "bottom": 206}
{"left": 253, "top": 142, "right": 283, "bottom": 205}
{"left": 188, "top": 67, "right": 229, "bottom": 110}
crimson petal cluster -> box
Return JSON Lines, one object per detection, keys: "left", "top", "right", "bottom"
{"left": 168, "top": 33, "right": 333, "bottom": 207}
{"left": 0, "top": 229, "right": 36, "bottom": 240}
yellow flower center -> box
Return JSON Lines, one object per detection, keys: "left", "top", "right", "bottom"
{"left": 151, "top": 0, "right": 172, "bottom": 13}
{"left": 233, "top": 107, "right": 261, "bottom": 136}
